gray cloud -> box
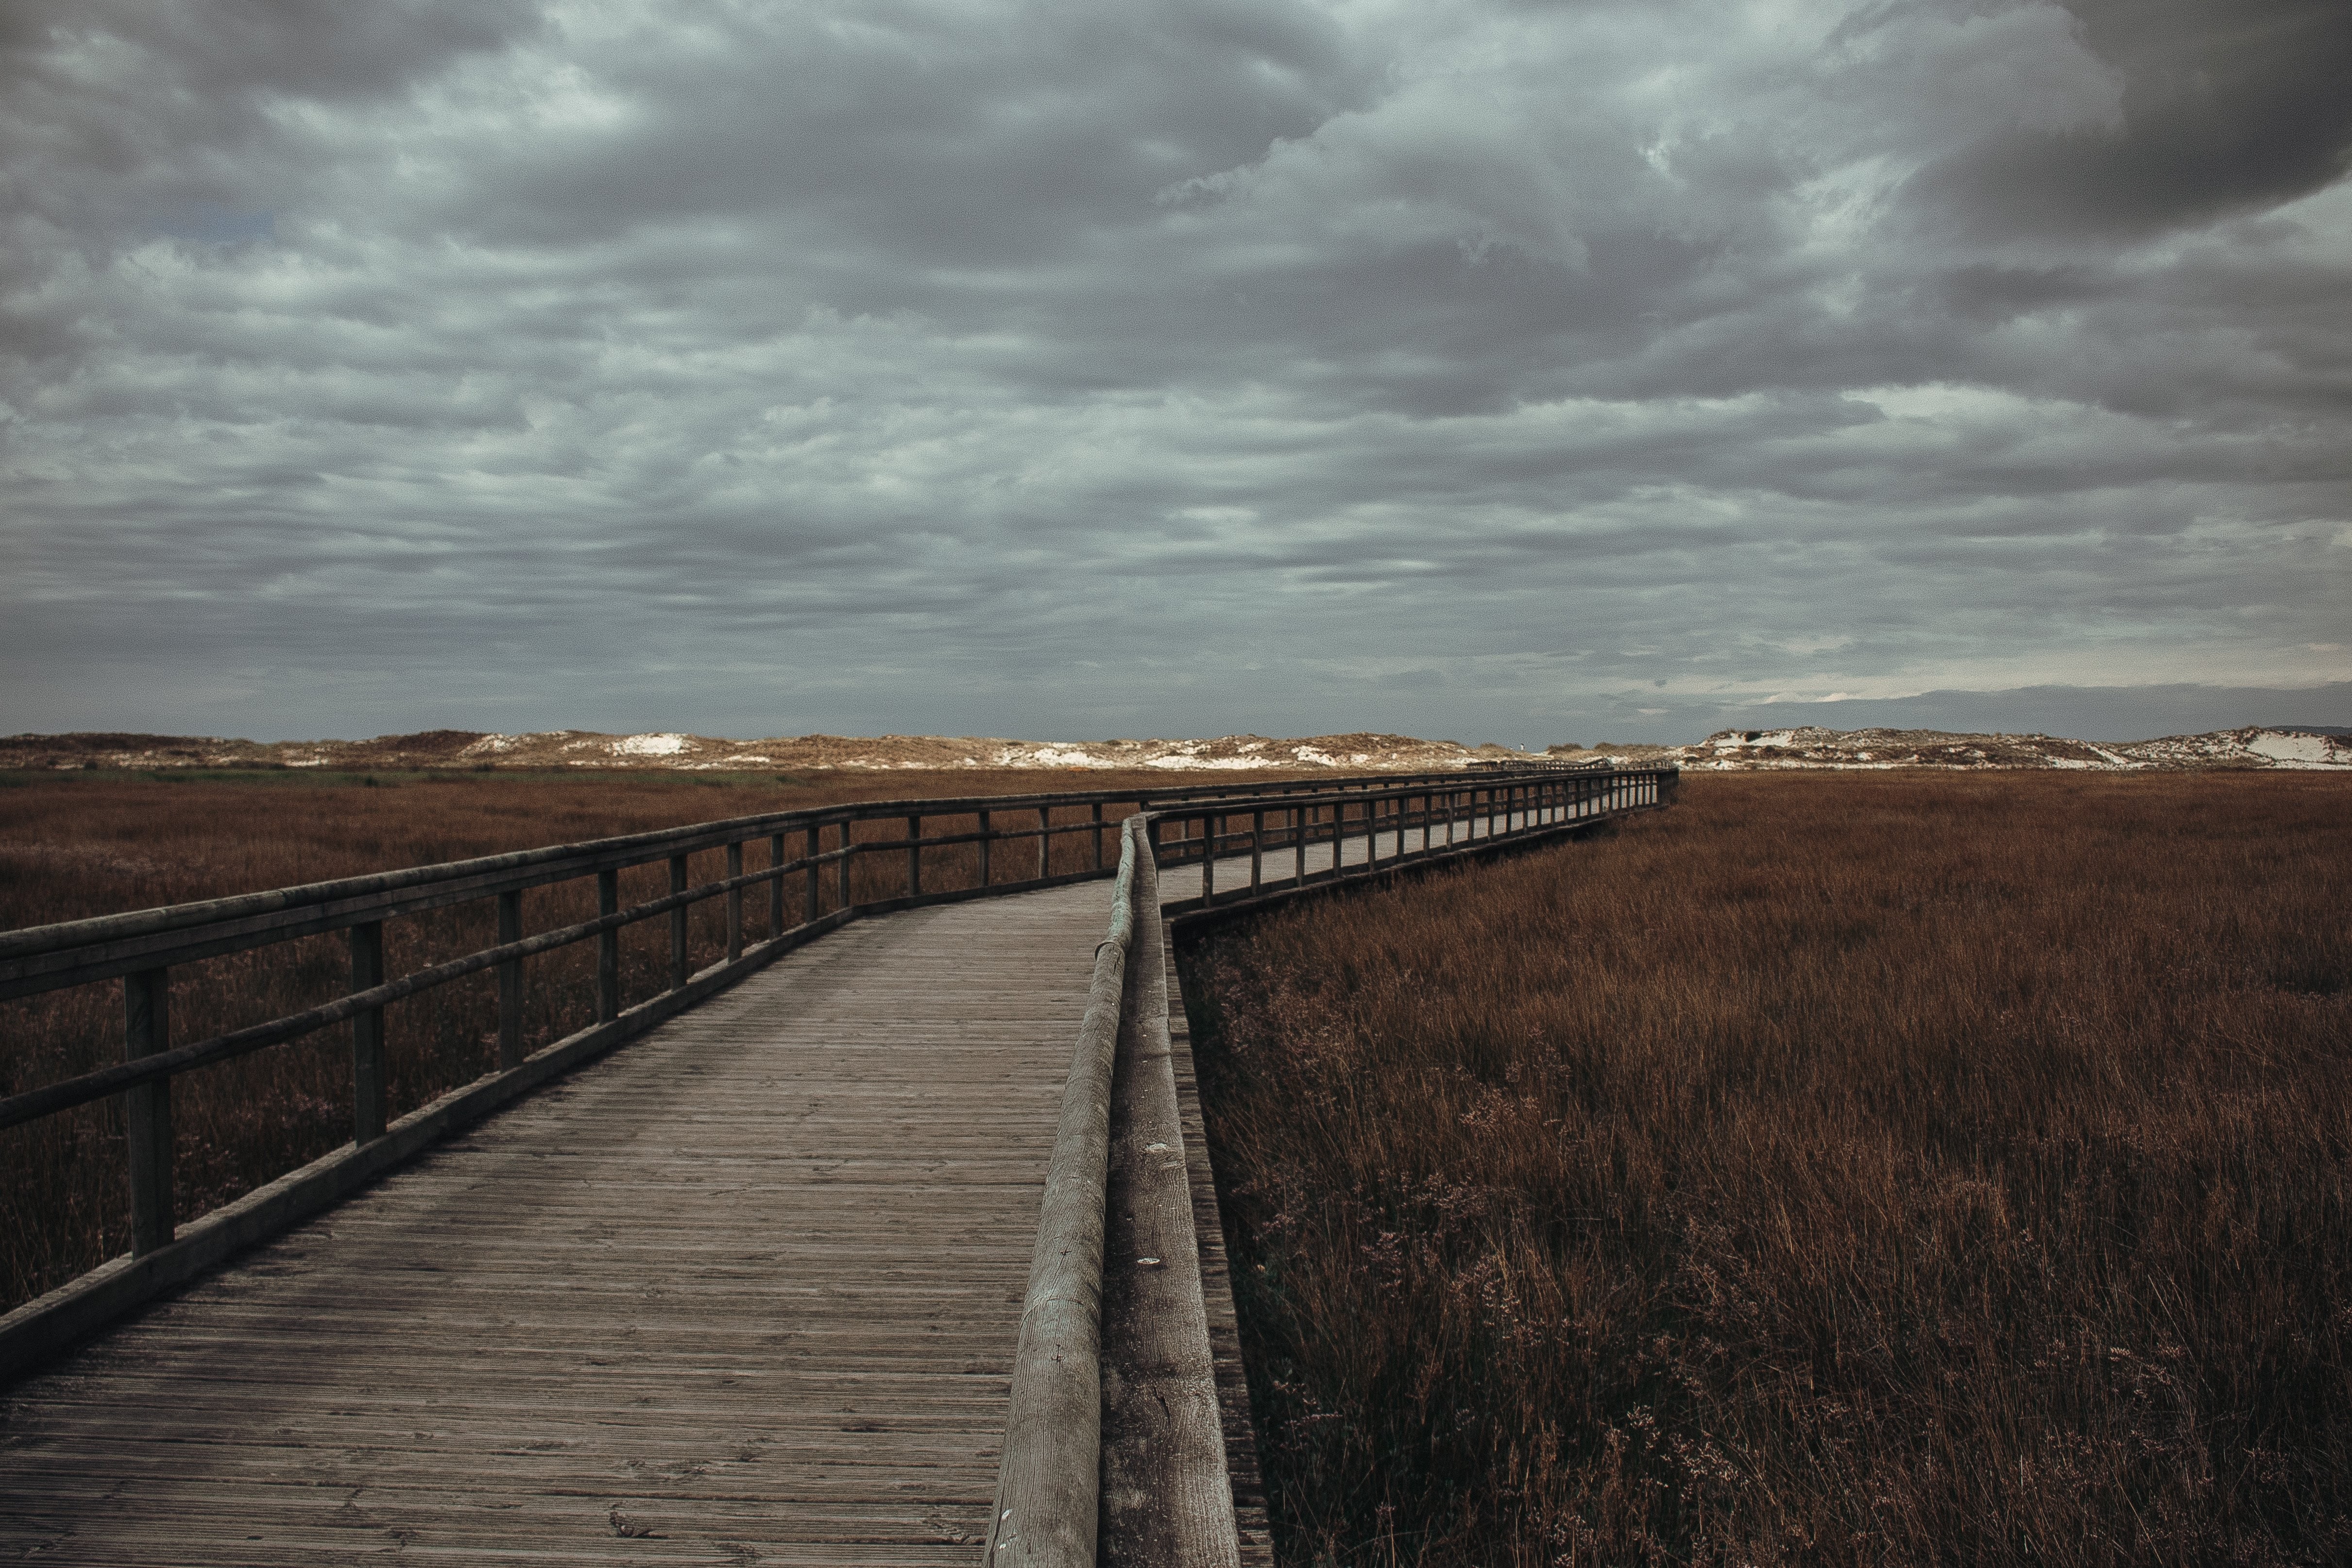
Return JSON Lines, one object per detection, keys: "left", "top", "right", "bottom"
{"left": 2, "top": 0, "right": 2347, "bottom": 748}
{"left": 1914, "top": 0, "right": 2352, "bottom": 239}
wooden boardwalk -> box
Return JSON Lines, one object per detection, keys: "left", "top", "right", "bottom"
{"left": 0, "top": 886, "right": 1115, "bottom": 1565}
{"left": 0, "top": 809, "right": 1528, "bottom": 1566}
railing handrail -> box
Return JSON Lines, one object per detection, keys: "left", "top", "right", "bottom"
{"left": 0, "top": 766, "right": 1604, "bottom": 1131}
{"left": 0, "top": 766, "right": 1518, "bottom": 977}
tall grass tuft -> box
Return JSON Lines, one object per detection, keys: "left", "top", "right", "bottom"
{"left": 1184, "top": 772, "right": 2352, "bottom": 1566}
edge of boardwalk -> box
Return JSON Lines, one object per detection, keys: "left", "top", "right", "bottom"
{"left": 983, "top": 791, "right": 1673, "bottom": 1568}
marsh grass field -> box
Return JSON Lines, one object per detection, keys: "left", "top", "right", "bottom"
{"left": 0, "top": 765, "right": 1203, "bottom": 1312}
{"left": 1183, "top": 771, "right": 2351, "bottom": 1566}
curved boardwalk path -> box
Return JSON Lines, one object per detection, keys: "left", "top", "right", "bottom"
{"left": 0, "top": 822, "right": 1439, "bottom": 1564}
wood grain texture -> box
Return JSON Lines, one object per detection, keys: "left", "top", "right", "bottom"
{"left": 1159, "top": 930, "right": 1277, "bottom": 1568}
{"left": 1098, "top": 841, "right": 1239, "bottom": 1568}
{"left": 0, "top": 885, "right": 1113, "bottom": 1567}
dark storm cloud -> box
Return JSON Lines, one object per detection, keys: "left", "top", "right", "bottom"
{"left": 1914, "top": 0, "right": 2352, "bottom": 239}
{"left": 1, "top": 0, "right": 2346, "bottom": 745}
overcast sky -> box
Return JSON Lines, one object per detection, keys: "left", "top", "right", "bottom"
{"left": 4, "top": 0, "right": 2348, "bottom": 746}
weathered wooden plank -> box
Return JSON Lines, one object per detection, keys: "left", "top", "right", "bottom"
{"left": 1099, "top": 841, "right": 1240, "bottom": 1567}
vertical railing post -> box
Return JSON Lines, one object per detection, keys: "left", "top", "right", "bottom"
{"left": 123, "top": 967, "right": 173, "bottom": 1256}
{"left": 906, "top": 813, "right": 922, "bottom": 897}
{"left": 979, "top": 808, "right": 993, "bottom": 887}
{"left": 1250, "top": 809, "right": 1264, "bottom": 890}
{"left": 350, "top": 920, "right": 386, "bottom": 1144}
{"left": 725, "top": 841, "right": 745, "bottom": 963}
{"left": 1092, "top": 801, "right": 1105, "bottom": 869}
{"left": 597, "top": 869, "right": 620, "bottom": 1023}
{"left": 804, "top": 826, "right": 820, "bottom": 925}
{"left": 668, "top": 853, "right": 691, "bottom": 989}
{"left": 837, "top": 819, "right": 853, "bottom": 910}
{"left": 497, "top": 889, "right": 524, "bottom": 1070}
{"left": 1037, "top": 805, "right": 1051, "bottom": 880}
{"left": 769, "top": 833, "right": 786, "bottom": 939}
{"left": 1295, "top": 804, "right": 1308, "bottom": 886}
{"left": 1201, "top": 813, "right": 1216, "bottom": 905}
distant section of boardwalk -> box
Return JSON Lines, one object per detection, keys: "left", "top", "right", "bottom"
{"left": 0, "top": 886, "right": 1109, "bottom": 1566}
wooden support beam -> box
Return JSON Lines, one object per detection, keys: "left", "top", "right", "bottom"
{"left": 596, "top": 870, "right": 620, "bottom": 1023}
{"left": 122, "top": 967, "right": 173, "bottom": 1257}
{"left": 495, "top": 890, "right": 523, "bottom": 1071}
{"left": 668, "top": 854, "right": 690, "bottom": 990}
{"left": 724, "top": 842, "right": 744, "bottom": 964}
{"left": 349, "top": 921, "right": 386, "bottom": 1144}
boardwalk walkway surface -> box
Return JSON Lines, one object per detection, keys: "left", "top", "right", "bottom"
{"left": 0, "top": 815, "right": 1506, "bottom": 1566}
{"left": 1, "top": 885, "right": 1113, "bottom": 1566}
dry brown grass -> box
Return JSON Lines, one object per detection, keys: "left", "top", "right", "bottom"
{"left": 0, "top": 766, "right": 1231, "bottom": 1312}
{"left": 1182, "top": 771, "right": 2352, "bottom": 1566}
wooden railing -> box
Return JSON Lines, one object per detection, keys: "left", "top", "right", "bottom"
{"left": 984, "top": 763, "right": 1680, "bottom": 1567}
{"left": 1149, "top": 765, "right": 1675, "bottom": 911}
{"left": 0, "top": 771, "right": 1499, "bottom": 1246}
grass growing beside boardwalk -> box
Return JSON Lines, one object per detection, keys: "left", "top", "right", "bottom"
{"left": 0, "top": 766, "right": 1222, "bottom": 1312}
{"left": 1183, "top": 772, "right": 2352, "bottom": 1566}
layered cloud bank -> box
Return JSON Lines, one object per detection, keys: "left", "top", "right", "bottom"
{"left": 3, "top": 2, "right": 2348, "bottom": 744}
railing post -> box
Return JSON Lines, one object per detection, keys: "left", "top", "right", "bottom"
{"left": 769, "top": 833, "right": 786, "bottom": 937}
{"left": 496, "top": 889, "right": 524, "bottom": 1070}
{"left": 1037, "top": 804, "right": 1051, "bottom": 879}
{"left": 350, "top": 920, "right": 386, "bottom": 1144}
{"left": 1250, "top": 808, "right": 1263, "bottom": 890}
{"left": 669, "top": 854, "right": 691, "bottom": 989}
{"left": 837, "top": 820, "right": 853, "bottom": 909}
{"left": 597, "top": 869, "right": 620, "bottom": 1023}
{"left": 1092, "top": 801, "right": 1105, "bottom": 869}
{"left": 725, "top": 841, "right": 744, "bottom": 963}
{"left": 805, "top": 826, "right": 821, "bottom": 924}
{"left": 906, "top": 813, "right": 922, "bottom": 897}
{"left": 123, "top": 966, "right": 173, "bottom": 1256}
{"left": 1201, "top": 813, "right": 1216, "bottom": 905}
{"left": 1295, "top": 803, "right": 1308, "bottom": 886}
{"left": 979, "top": 808, "right": 993, "bottom": 887}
